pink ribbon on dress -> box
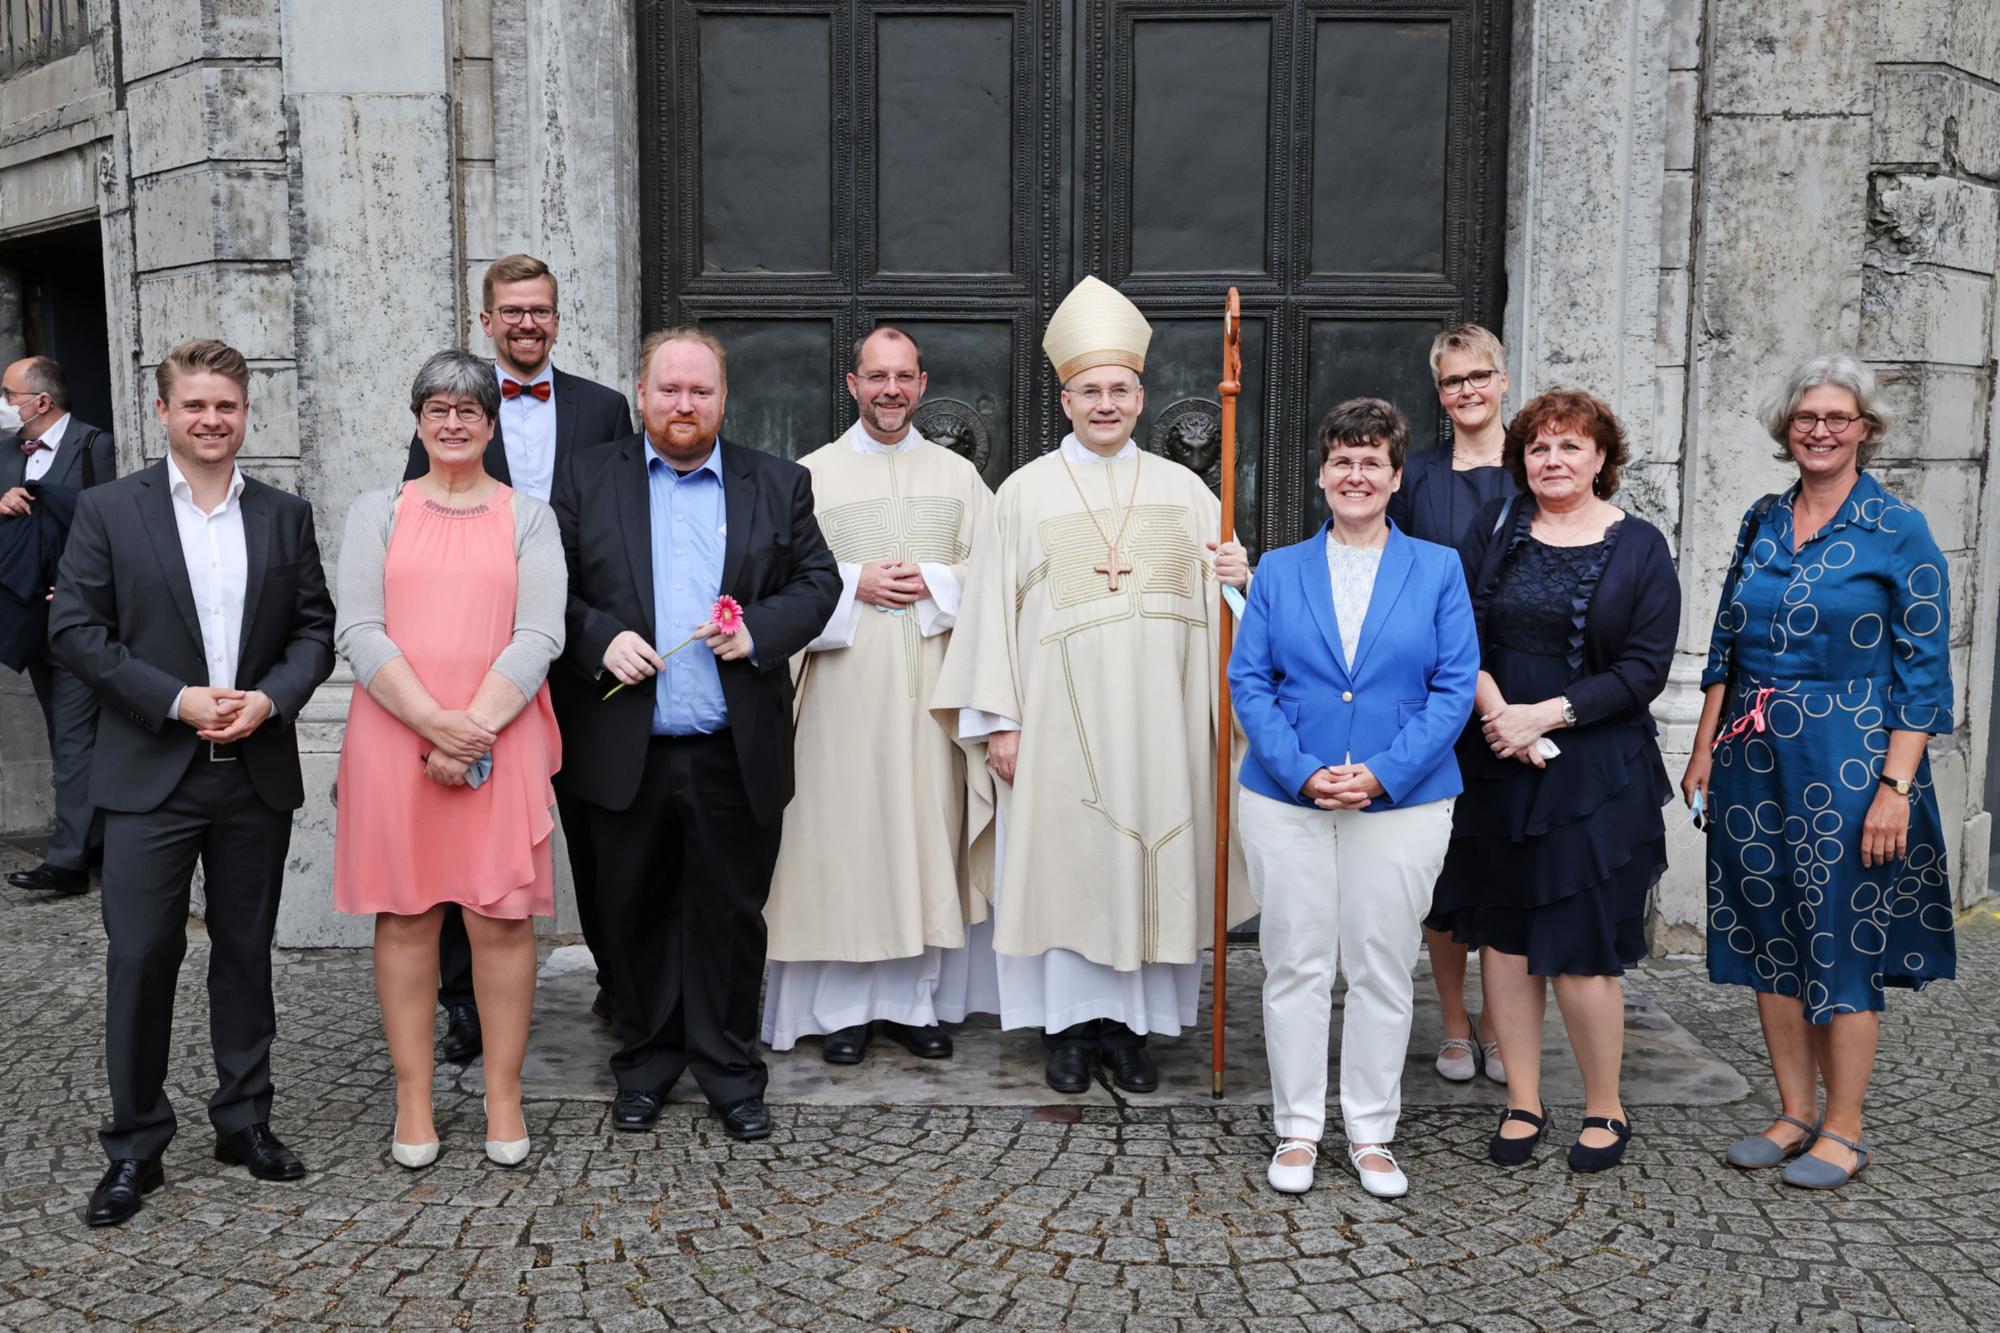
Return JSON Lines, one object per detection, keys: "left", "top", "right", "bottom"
{"left": 1713, "top": 685, "right": 1775, "bottom": 751}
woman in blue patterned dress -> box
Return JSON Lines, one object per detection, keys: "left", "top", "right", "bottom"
{"left": 1682, "top": 354, "right": 1955, "bottom": 1191}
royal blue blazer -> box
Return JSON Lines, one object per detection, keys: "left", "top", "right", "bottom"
{"left": 1230, "top": 521, "right": 1479, "bottom": 811}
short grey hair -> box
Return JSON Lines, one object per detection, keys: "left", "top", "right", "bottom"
{"left": 409, "top": 348, "right": 501, "bottom": 421}
{"left": 16, "top": 356, "right": 67, "bottom": 410}
{"left": 1758, "top": 353, "right": 1891, "bottom": 466}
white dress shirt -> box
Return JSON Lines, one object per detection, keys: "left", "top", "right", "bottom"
{"left": 164, "top": 452, "right": 249, "bottom": 721}
{"left": 22, "top": 412, "right": 72, "bottom": 482}
{"left": 497, "top": 362, "right": 557, "bottom": 501}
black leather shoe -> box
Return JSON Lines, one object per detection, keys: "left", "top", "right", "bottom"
{"left": 590, "top": 988, "right": 615, "bottom": 1023}
{"left": 8, "top": 862, "right": 88, "bottom": 895}
{"left": 879, "top": 1021, "right": 953, "bottom": 1059}
{"left": 1045, "top": 1042, "right": 1094, "bottom": 1094}
{"left": 1567, "top": 1115, "right": 1633, "bottom": 1173}
{"left": 86, "top": 1158, "right": 163, "bottom": 1227}
{"left": 612, "top": 1088, "right": 663, "bottom": 1131}
{"left": 214, "top": 1123, "right": 306, "bottom": 1180}
{"left": 821, "top": 1024, "right": 871, "bottom": 1064}
{"left": 1489, "top": 1105, "right": 1548, "bottom": 1166}
{"left": 718, "top": 1097, "right": 771, "bottom": 1141}
{"left": 1104, "top": 1044, "right": 1158, "bottom": 1093}
{"left": 439, "top": 1002, "right": 482, "bottom": 1064}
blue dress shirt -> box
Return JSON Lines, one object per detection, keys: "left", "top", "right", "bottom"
{"left": 496, "top": 362, "right": 557, "bottom": 501}
{"left": 647, "top": 443, "right": 730, "bottom": 735}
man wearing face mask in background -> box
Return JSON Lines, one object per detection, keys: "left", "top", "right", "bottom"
{"left": 0, "top": 355, "right": 116, "bottom": 896}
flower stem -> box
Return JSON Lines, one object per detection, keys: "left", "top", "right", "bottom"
{"left": 602, "top": 632, "right": 699, "bottom": 699}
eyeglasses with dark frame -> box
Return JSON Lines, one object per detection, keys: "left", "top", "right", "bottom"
{"left": 1436, "top": 368, "right": 1499, "bottom": 394}
{"left": 491, "top": 305, "right": 559, "bottom": 326}
{"left": 1788, "top": 411, "right": 1865, "bottom": 435}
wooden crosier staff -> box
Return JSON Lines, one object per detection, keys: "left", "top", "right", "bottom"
{"left": 1212, "top": 287, "right": 1241, "bottom": 1100}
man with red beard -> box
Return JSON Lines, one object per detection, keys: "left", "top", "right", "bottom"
{"left": 552, "top": 328, "right": 838, "bottom": 1140}
{"left": 404, "top": 254, "right": 633, "bottom": 1065}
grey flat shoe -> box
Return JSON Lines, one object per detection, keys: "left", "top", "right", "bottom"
{"left": 1781, "top": 1130, "right": 1870, "bottom": 1190}
{"left": 1725, "top": 1113, "right": 1819, "bottom": 1169}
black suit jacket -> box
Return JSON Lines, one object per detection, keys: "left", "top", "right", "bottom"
{"left": 552, "top": 436, "right": 840, "bottom": 825}
{"left": 0, "top": 416, "right": 115, "bottom": 491}
{"left": 47, "top": 462, "right": 336, "bottom": 814}
{"left": 403, "top": 366, "right": 633, "bottom": 487}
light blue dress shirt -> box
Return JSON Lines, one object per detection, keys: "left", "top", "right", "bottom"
{"left": 496, "top": 362, "right": 557, "bottom": 501}
{"left": 648, "top": 443, "right": 730, "bottom": 735}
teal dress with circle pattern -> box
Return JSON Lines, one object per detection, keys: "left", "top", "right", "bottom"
{"left": 1701, "top": 472, "right": 1955, "bottom": 1021}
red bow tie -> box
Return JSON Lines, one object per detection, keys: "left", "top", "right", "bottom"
{"left": 501, "top": 378, "right": 551, "bottom": 401}
{"left": 18, "top": 437, "right": 48, "bottom": 456}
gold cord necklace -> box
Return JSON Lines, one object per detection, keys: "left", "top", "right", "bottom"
{"left": 1060, "top": 446, "right": 1143, "bottom": 591}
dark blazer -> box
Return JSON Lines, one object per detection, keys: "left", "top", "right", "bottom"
{"left": 1386, "top": 441, "right": 1519, "bottom": 549}
{"left": 1458, "top": 495, "right": 1681, "bottom": 732}
{"left": 47, "top": 462, "right": 337, "bottom": 814}
{"left": 403, "top": 365, "right": 632, "bottom": 487}
{"left": 552, "top": 436, "right": 841, "bottom": 824}
{"left": 1, "top": 415, "right": 115, "bottom": 491}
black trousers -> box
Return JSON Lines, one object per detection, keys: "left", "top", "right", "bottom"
{"left": 98, "top": 754, "right": 290, "bottom": 1161}
{"left": 588, "top": 732, "right": 779, "bottom": 1105}
{"left": 25, "top": 653, "right": 101, "bottom": 871}
{"left": 1043, "top": 1019, "right": 1145, "bottom": 1052}
{"left": 438, "top": 785, "right": 606, "bottom": 1007}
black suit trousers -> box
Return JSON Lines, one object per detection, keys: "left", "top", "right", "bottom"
{"left": 98, "top": 755, "right": 291, "bottom": 1161}
{"left": 24, "top": 652, "right": 100, "bottom": 868}
{"left": 589, "top": 732, "right": 778, "bottom": 1105}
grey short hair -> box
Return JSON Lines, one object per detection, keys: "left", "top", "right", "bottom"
{"left": 17, "top": 356, "right": 67, "bottom": 410}
{"left": 1758, "top": 353, "right": 1891, "bottom": 466}
{"left": 409, "top": 348, "right": 501, "bottom": 420}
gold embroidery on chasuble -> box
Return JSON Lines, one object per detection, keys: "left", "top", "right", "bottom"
{"left": 1023, "top": 503, "right": 1210, "bottom": 959}
{"left": 818, "top": 494, "right": 969, "bottom": 697}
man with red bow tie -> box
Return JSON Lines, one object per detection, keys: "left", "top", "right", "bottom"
{"left": 1, "top": 355, "right": 115, "bottom": 897}
{"left": 402, "top": 254, "right": 633, "bottom": 1063}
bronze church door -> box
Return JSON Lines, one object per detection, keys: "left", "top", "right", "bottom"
{"left": 641, "top": 0, "right": 1508, "bottom": 551}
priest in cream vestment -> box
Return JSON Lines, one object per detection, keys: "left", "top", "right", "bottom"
{"left": 932, "top": 277, "right": 1251, "bottom": 1095}
{"left": 762, "top": 327, "right": 996, "bottom": 1061}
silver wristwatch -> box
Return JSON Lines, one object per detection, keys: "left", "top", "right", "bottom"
{"left": 1558, "top": 695, "right": 1577, "bottom": 728}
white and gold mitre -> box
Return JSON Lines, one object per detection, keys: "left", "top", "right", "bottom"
{"left": 1042, "top": 276, "right": 1152, "bottom": 383}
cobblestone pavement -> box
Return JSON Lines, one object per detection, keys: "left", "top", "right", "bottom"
{"left": 1, "top": 864, "right": 1997, "bottom": 1331}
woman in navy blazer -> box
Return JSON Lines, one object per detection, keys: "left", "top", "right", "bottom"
{"left": 1231, "top": 399, "right": 1479, "bottom": 1199}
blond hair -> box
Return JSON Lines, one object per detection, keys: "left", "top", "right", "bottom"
{"left": 1428, "top": 323, "right": 1507, "bottom": 379}
{"left": 639, "top": 327, "right": 728, "bottom": 386}
{"left": 481, "top": 254, "right": 558, "bottom": 310}
{"left": 155, "top": 339, "right": 250, "bottom": 398}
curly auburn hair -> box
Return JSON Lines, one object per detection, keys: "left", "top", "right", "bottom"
{"left": 1502, "top": 388, "right": 1629, "bottom": 499}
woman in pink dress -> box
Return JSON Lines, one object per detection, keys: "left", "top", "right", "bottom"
{"left": 333, "top": 350, "right": 564, "bottom": 1169}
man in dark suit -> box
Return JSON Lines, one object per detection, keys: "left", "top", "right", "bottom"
{"left": 49, "top": 339, "right": 335, "bottom": 1228}
{"left": 401, "top": 254, "right": 633, "bottom": 1066}
{"left": 2, "top": 355, "right": 117, "bottom": 895}
{"left": 553, "top": 327, "right": 839, "bottom": 1140}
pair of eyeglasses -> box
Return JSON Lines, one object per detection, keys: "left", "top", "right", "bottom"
{"left": 1437, "top": 368, "right": 1498, "bottom": 394}
{"left": 491, "top": 305, "right": 558, "bottom": 325}
{"left": 857, "top": 371, "right": 920, "bottom": 388}
{"left": 1067, "top": 386, "right": 1136, "bottom": 406}
{"left": 1325, "top": 458, "right": 1391, "bottom": 476}
{"left": 421, "top": 403, "right": 490, "bottom": 423}
{"left": 1789, "top": 412, "right": 1863, "bottom": 435}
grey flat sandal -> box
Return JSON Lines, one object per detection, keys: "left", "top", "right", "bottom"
{"left": 1780, "top": 1130, "right": 1871, "bottom": 1189}
{"left": 1725, "top": 1113, "right": 1820, "bottom": 1169}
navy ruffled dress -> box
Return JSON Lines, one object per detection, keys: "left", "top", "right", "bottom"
{"left": 1425, "top": 499, "right": 1681, "bottom": 976}
{"left": 1701, "top": 474, "right": 1955, "bottom": 1021}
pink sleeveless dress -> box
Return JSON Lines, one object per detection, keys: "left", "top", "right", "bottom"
{"left": 333, "top": 485, "right": 560, "bottom": 918}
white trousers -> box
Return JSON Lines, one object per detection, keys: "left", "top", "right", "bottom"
{"left": 1239, "top": 786, "right": 1454, "bottom": 1144}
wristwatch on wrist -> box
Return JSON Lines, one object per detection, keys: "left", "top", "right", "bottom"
{"left": 1558, "top": 695, "right": 1577, "bottom": 728}
{"left": 1879, "top": 774, "right": 1913, "bottom": 797}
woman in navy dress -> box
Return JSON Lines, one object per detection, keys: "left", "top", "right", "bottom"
{"left": 1425, "top": 389, "right": 1679, "bottom": 1174}
{"left": 1682, "top": 355, "right": 1954, "bottom": 1190}
{"left": 1389, "top": 324, "right": 1519, "bottom": 1086}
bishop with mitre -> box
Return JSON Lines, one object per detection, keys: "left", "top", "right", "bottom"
{"left": 932, "top": 276, "right": 1251, "bottom": 1095}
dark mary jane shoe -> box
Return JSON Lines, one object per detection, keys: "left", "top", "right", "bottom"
{"left": 1567, "top": 1115, "right": 1633, "bottom": 1174}
{"left": 1488, "top": 1105, "right": 1547, "bottom": 1166}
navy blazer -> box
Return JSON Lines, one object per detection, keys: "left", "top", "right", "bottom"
{"left": 1231, "top": 521, "right": 1479, "bottom": 809}
{"left": 1386, "top": 441, "right": 1519, "bottom": 548}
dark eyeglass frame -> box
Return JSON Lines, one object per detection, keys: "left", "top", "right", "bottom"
{"left": 1436, "top": 368, "right": 1499, "bottom": 394}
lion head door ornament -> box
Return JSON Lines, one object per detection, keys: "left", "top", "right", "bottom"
{"left": 912, "top": 396, "right": 995, "bottom": 474}
{"left": 1150, "top": 398, "right": 1225, "bottom": 490}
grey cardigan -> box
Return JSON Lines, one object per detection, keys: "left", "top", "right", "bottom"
{"left": 334, "top": 485, "right": 566, "bottom": 702}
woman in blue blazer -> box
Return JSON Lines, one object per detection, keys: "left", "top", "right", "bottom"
{"left": 1231, "top": 399, "right": 1479, "bottom": 1199}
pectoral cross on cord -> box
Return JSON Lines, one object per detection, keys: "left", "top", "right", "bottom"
{"left": 1096, "top": 545, "right": 1133, "bottom": 591}
{"left": 1061, "top": 448, "right": 1144, "bottom": 593}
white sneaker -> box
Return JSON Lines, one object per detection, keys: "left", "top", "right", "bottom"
{"left": 1267, "top": 1140, "right": 1318, "bottom": 1194}
{"left": 1435, "top": 1036, "right": 1477, "bottom": 1081}
{"left": 1348, "top": 1143, "right": 1409, "bottom": 1198}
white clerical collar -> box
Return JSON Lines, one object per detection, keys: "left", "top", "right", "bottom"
{"left": 842, "top": 419, "right": 922, "bottom": 455}
{"left": 1060, "top": 433, "right": 1137, "bottom": 465}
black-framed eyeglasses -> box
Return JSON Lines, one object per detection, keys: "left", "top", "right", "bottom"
{"left": 1436, "top": 368, "right": 1498, "bottom": 394}
{"left": 1789, "top": 412, "right": 1863, "bottom": 435}
{"left": 492, "top": 305, "right": 558, "bottom": 325}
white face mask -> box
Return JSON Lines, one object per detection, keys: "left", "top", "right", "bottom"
{"left": 0, "top": 401, "right": 22, "bottom": 436}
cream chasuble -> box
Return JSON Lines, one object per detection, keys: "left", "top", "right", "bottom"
{"left": 933, "top": 436, "right": 1252, "bottom": 1015}
{"left": 761, "top": 423, "right": 994, "bottom": 1047}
